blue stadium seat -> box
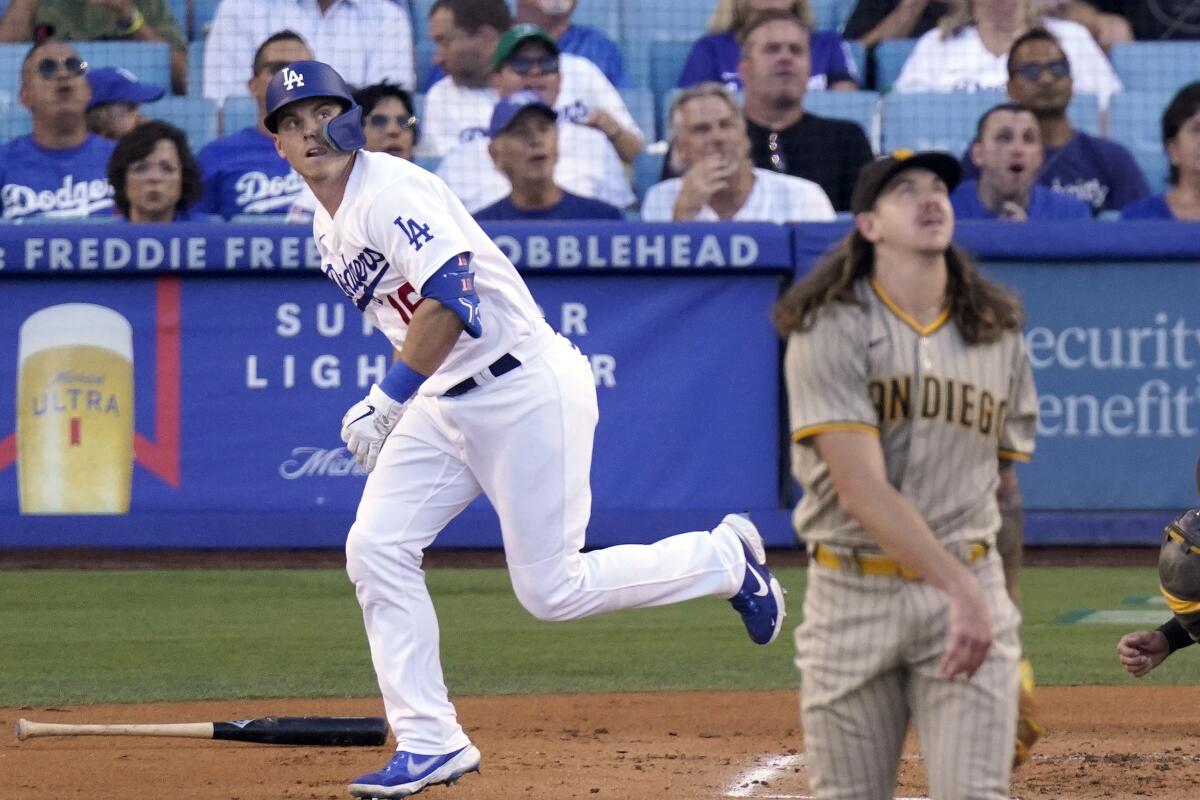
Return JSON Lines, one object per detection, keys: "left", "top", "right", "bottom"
{"left": 187, "top": 43, "right": 206, "bottom": 96}
{"left": 845, "top": 39, "right": 866, "bottom": 83}
{"left": 153, "top": 96, "right": 220, "bottom": 151}
{"left": 811, "top": 0, "right": 858, "bottom": 32}
{"left": 0, "top": 100, "right": 10, "bottom": 143}
{"left": 1110, "top": 41, "right": 1200, "bottom": 95}
{"left": 76, "top": 42, "right": 173, "bottom": 88}
{"left": 806, "top": 90, "right": 881, "bottom": 153}
{"left": 619, "top": 87, "right": 657, "bottom": 142}
{"left": 569, "top": 0, "right": 622, "bottom": 41}
{"left": 5, "top": 106, "right": 32, "bottom": 140}
{"left": 633, "top": 150, "right": 665, "bottom": 205}
{"left": 1108, "top": 90, "right": 1173, "bottom": 194}
{"left": 874, "top": 38, "right": 916, "bottom": 92}
{"left": 620, "top": 0, "right": 712, "bottom": 46}
{"left": 221, "top": 96, "right": 259, "bottom": 135}
{"left": 881, "top": 91, "right": 1005, "bottom": 155}
{"left": 412, "top": 0, "right": 437, "bottom": 46}
{"left": 192, "top": 0, "right": 222, "bottom": 40}
{"left": 165, "top": 0, "right": 190, "bottom": 40}
{"left": 415, "top": 37, "right": 436, "bottom": 93}
{"left": 414, "top": 154, "right": 441, "bottom": 173}
{"left": 1066, "top": 93, "right": 1100, "bottom": 136}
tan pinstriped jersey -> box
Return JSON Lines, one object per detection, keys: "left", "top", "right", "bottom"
{"left": 785, "top": 277, "right": 1037, "bottom": 549}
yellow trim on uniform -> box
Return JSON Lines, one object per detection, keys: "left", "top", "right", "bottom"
{"left": 1160, "top": 584, "right": 1200, "bottom": 615}
{"left": 811, "top": 541, "right": 989, "bottom": 581}
{"left": 870, "top": 278, "right": 950, "bottom": 336}
{"left": 998, "top": 450, "right": 1032, "bottom": 463}
{"left": 1166, "top": 526, "right": 1200, "bottom": 557}
{"left": 792, "top": 422, "right": 880, "bottom": 442}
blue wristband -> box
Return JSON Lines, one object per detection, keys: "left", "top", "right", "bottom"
{"left": 379, "top": 359, "right": 426, "bottom": 404}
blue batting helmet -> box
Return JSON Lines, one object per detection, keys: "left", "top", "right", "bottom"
{"left": 263, "top": 60, "right": 365, "bottom": 152}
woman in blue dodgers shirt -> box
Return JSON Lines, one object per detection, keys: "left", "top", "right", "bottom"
{"left": 1121, "top": 83, "right": 1200, "bottom": 222}
{"left": 108, "top": 121, "right": 207, "bottom": 223}
{"left": 677, "top": 0, "right": 860, "bottom": 93}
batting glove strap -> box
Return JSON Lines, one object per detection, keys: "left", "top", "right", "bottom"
{"left": 340, "top": 384, "right": 407, "bottom": 472}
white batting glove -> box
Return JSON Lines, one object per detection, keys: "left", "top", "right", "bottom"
{"left": 340, "top": 384, "right": 406, "bottom": 473}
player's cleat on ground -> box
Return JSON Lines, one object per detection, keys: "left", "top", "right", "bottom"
{"left": 721, "top": 513, "right": 786, "bottom": 645}
{"left": 1013, "top": 657, "right": 1044, "bottom": 768}
{"left": 348, "top": 744, "right": 481, "bottom": 798}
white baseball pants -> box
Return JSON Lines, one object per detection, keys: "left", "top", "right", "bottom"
{"left": 345, "top": 333, "right": 746, "bottom": 753}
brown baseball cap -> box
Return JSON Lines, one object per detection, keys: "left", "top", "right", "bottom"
{"left": 849, "top": 149, "right": 962, "bottom": 214}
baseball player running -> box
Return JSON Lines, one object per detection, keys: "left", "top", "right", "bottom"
{"left": 263, "top": 61, "right": 785, "bottom": 799}
{"left": 776, "top": 150, "right": 1037, "bottom": 799}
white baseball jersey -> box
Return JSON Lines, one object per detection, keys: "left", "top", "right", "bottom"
{"left": 420, "top": 54, "right": 642, "bottom": 156}
{"left": 312, "top": 150, "right": 547, "bottom": 395}
{"left": 435, "top": 122, "right": 635, "bottom": 213}
{"left": 640, "top": 168, "right": 836, "bottom": 223}
{"left": 893, "top": 17, "right": 1121, "bottom": 105}
{"left": 785, "top": 277, "right": 1037, "bottom": 549}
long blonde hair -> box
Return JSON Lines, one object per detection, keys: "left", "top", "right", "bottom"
{"left": 707, "top": 0, "right": 814, "bottom": 34}
{"left": 772, "top": 231, "right": 1023, "bottom": 345}
{"left": 938, "top": 0, "right": 1040, "bottom": 39}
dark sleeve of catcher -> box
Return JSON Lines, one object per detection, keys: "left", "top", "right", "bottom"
{"left": 1158, "top": 616, "right": 1196, "bottom": 653}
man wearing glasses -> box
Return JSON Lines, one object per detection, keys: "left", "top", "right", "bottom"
{"left": 0, "top": 39, "right": 116, "bottom": 221}
{"left": 433, "top": 24, "right": 638, "bottom": 213}
{"left": 739, "top": 10, "right": 872, "bottom": 212}
{"left": 959, "top": 27, "right": 1148, "bottom": 215}
{"left": 194, "top": 30, "right": 312, "bottom": 219}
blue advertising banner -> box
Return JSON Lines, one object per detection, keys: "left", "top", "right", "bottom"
{"left": 0, "top": 273, "right": 785, "bottom": 548}
{"left": 0, "top": 222, "right": 792, "bottom": 274}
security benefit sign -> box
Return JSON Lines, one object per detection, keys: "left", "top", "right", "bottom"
{"left": 0, "top": 280, "right": 180, "bottom": 518}
{"left": 996, "top": 262, "right": 1200, "bottom": 508}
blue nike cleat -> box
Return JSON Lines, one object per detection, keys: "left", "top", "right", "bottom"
{"left": 348, "top": 744, "right": 481, "bottom": 798}
{"left": 721, "top": 513, "right": 786, "bottom": 645}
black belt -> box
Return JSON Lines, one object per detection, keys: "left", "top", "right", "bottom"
{"left": 444, "top": 353, "right": 522, "bottom": 397}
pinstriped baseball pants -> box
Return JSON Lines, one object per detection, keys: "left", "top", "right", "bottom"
{"left": 795, "top": 551, "right": 1020, "bottom": 800}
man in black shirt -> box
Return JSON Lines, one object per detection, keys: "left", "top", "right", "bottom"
{"left": 738, "top": 10, "right": 874, "bottom": 212}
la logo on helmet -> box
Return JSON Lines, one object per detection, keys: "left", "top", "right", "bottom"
{"left": 282, "top": 67, "right": 305, "bottom": 91}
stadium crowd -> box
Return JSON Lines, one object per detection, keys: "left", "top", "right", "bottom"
{"left": 0, "top": 0, "right": 1198, "bottom": 223}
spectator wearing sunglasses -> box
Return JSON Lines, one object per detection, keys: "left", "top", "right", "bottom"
{"left": 0, "top": 0, "right": 188, "bottom": 94}
{"left": 85, "top": 66, "right": 165, "bottom": 141}
{"left": 424, "top": 19, "right": 643, "bottom": 161}
{"left": 959, "top": 28, "right": 1147, "bottom": 214}
{"left": 0, "top": 39, "right": 116, "bottom": 221}
{"left": 193, "top": 30, "right": 313, "bottom": 219}
{"left": 740, "top": 11, "right": 872, "bottom": 212}
{"left": 286, "top": 81, "right": 420, "bottom": 223}
{"left": 435, "top": 25, "right": 637, "bottom": 212}
{"left": 474, "top": 91, "right": 623, "bottom": 221}
{"left": 642, "top": 83, "right": 835, "bottom": 222}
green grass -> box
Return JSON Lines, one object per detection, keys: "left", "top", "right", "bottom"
{"left": 0, "top": 565, "right": 1188, "bottom": 706}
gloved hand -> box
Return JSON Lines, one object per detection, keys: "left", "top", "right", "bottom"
{"left": 340, "top": 384, "right": 406, "bottom": 473}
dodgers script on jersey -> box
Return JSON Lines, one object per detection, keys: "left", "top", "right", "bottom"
{"left": 312, "top": 150, "right": 548, "bottom": 395}
{"left": 786, "top": 278, "right": 1037, "bottom": 550}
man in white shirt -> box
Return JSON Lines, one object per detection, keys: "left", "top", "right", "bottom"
{"left": 434, "top": 24, "right": 638, "bottom": 212}
{"left": 424, "top": 19, "right": 642, "bottom": 158}
{"left": 642, "top": 84, "right": 835, "bottom": 223}
{"left": 893, "top": 4, "right": 1120, "bottom": 106}
{"left": 202, "top": 0, "right": 415, "bottom": 105}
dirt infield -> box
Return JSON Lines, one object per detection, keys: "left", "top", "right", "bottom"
{"left": 4, "top": 686, "right": 1200, "bottom": 800}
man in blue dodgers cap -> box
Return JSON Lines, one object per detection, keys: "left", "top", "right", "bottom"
{"left": 264, "top": 58, "right": 785, "bottom": 799}
{"left": 85, "top": 66, "right": 165, "bottom": 141}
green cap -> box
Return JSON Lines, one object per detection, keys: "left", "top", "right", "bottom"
{"left": 492, "top": 23, "right": 559, "bottom": 70}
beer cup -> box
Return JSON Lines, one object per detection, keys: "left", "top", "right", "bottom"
{"left": 17, "top": 304, "right": 134, "bottom": 514}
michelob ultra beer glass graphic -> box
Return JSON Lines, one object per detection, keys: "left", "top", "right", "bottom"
{"left": 17, "top": 304, "right": 134, "bottom": 514}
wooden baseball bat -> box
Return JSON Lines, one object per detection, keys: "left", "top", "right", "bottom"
{"left": 14, "top": 716, "right": 388, "bottom": 746}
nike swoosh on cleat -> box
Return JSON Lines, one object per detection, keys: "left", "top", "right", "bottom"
{"left": 749, "top": 566, "right": 770, "bottom": 597}
{"left": 408, "top": 755, "right": 439, "bottom": 774}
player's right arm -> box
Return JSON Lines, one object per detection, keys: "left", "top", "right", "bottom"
{"left": 814, "top": 430, "right": 993, "bottom": 679}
